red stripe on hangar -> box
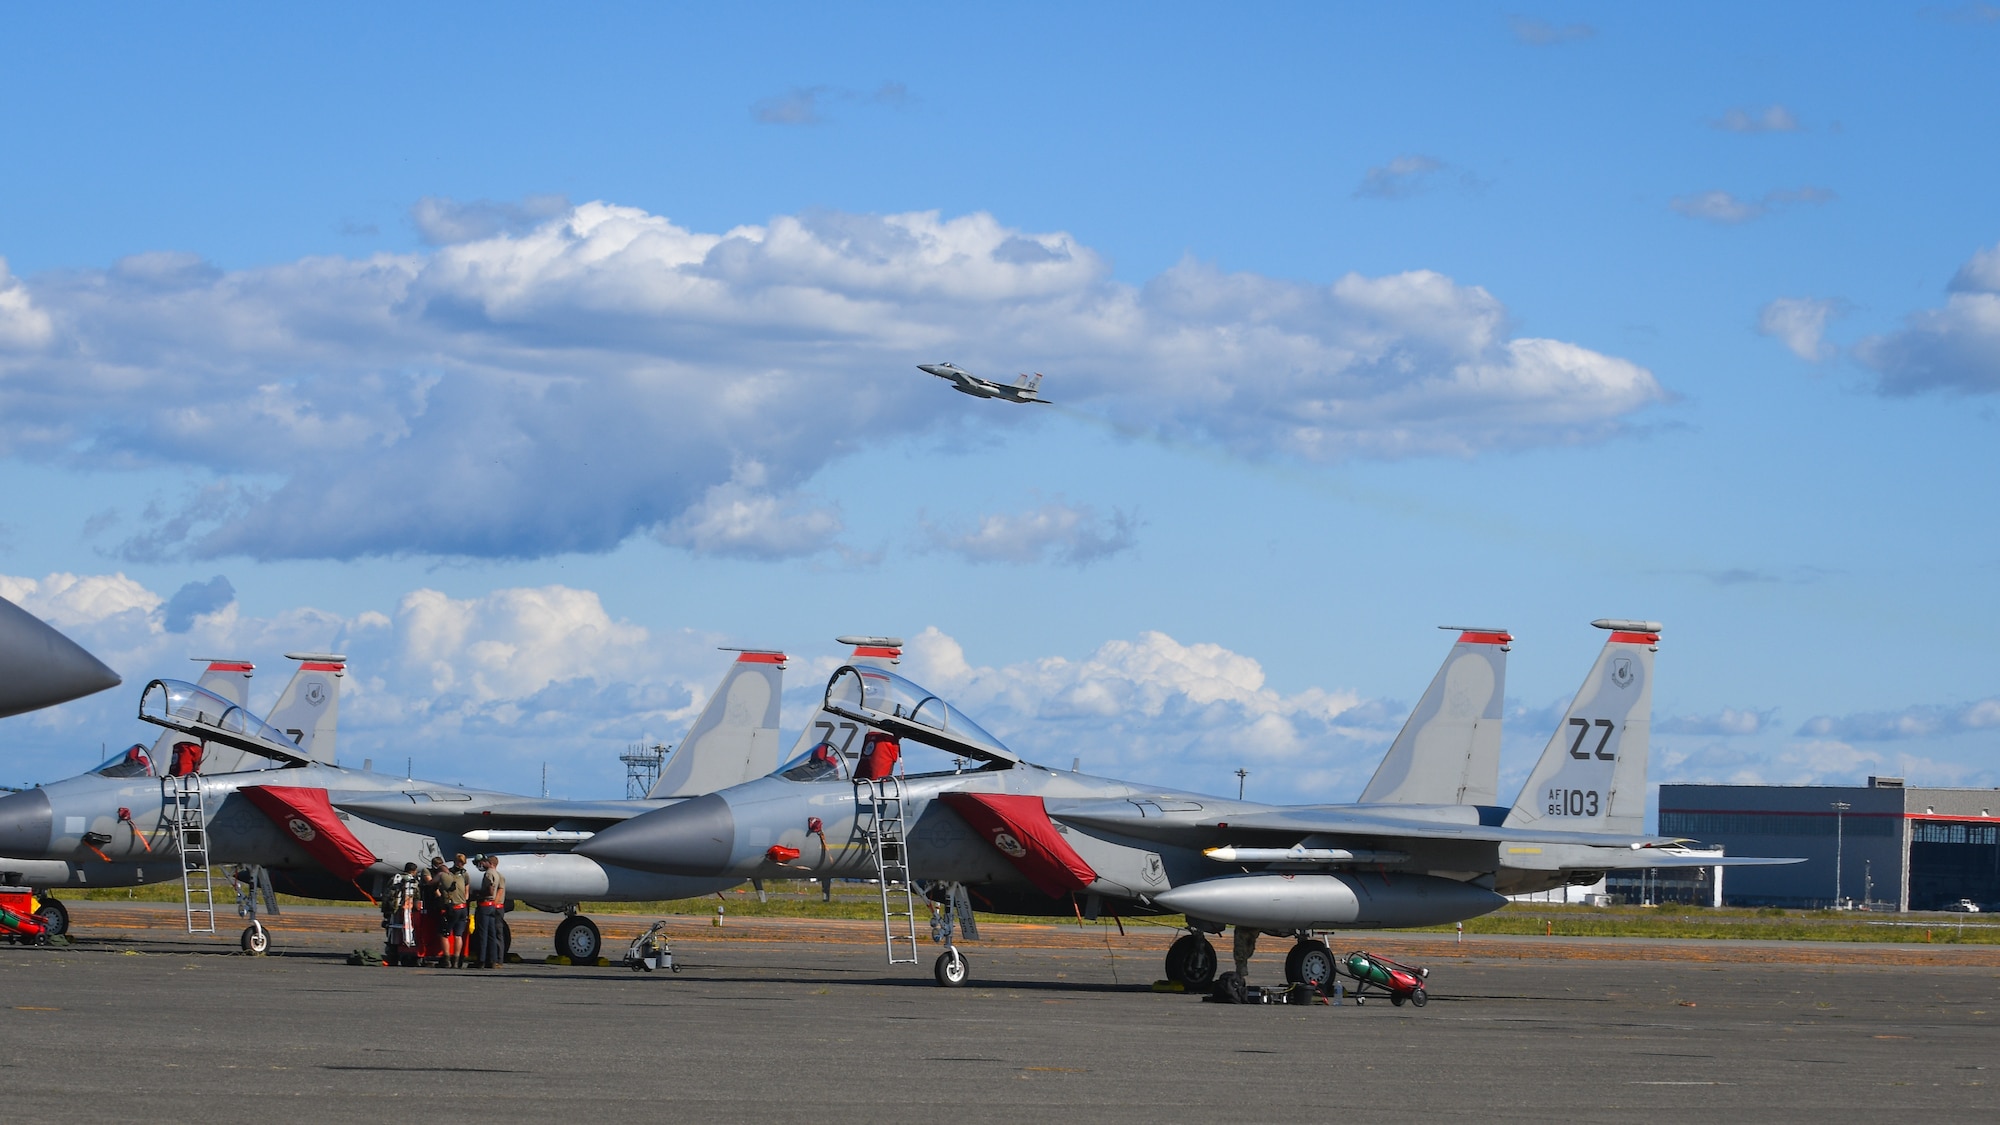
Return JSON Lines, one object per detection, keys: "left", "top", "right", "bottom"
{"left": 939, "top": 792, "right": 1098, "bottom": 897}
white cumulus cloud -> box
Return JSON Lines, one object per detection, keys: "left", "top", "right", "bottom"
{"left": 1858, "top": 240, "right": 2000, "bottom": 395}
{"left": 921, "top": 500, "right": 1137, "bottom": 566}
{"left": 1758, "top": 296, "right": 1845, "bottom": 361}
{"left": 0, "top": 200, "right": 1664, "bottom": 563}
{"left": 897, "top": 626, "right": 1391, "bottom": 798}
{"left": 1671, "top": 187, "right": 1835, "bottom": 225}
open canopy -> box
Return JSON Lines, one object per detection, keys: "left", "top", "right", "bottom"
{"left": 137, "top": 678, "right": 312, "bottom": 765}
{"left": 819, "top": 665, "right": 1021, "bottom": 767}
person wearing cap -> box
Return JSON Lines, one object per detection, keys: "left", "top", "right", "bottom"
{"left": 417, "top": 857, "right": 449, "bottom": 966}
{"left": 437, "top": 854, "right": 471, "bottom": 968}
{"left": 472, "top": 855, "right": 508, "bottom": 969}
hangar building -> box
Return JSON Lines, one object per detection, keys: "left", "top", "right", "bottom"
{"left": 1659, "top": 778, "right": 2000, "bottom": 911}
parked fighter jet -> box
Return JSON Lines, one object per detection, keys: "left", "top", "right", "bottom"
{"left": 0, "top": 648, "right": 794, "bottom": 958}
{"left": 0, "top": 652, "right": 260, "bottom": 932}
{"left": 918, "top": 363, "right": 1049, "bottom": 404}
{"left": 579, "top": 621, "right": 1800, "bottom": 988}
{"left": 0, "top": 595, "right": 121, "bottom": 719}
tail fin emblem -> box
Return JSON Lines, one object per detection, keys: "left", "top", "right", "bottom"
{"left": 1610, "top": 657, "right": 1634, "bottom": 688}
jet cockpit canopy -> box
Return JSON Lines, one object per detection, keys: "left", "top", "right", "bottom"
{"left": 93, "top": 743, "right": 157, "bottom": 778}
{"left": 137, "top": 678, "right": 313, "bottom": 765}
{"left": 821, "top": 665, "right": 1021, "bottom": 767}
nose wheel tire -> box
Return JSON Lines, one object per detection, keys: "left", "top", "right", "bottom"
{"left": 1165, "top": 934, "right": 1218, "bottom": 987}
{"left": 934, "top": 948, "right": 969, "bottom": 987}
{"left": 1284, "top": 939, "right": 1335, "bottom": 989}
{"left": 555, "top": 915, "right": 601, "bottom": 962}
{"left": 241, "top": 924, "right": 269, "bottom": 955}
{"left": 32, "top": 898, "right": 68, "bottom": 939}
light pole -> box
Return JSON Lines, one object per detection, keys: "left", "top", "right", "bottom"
{"left": 1235, "top": 768, "right": 1249, "bottom": 800}
{"left": 1830, "top": 800, "right": 1851, "bottom": 909}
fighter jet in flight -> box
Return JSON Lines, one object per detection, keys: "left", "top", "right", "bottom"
{"left": 0, "top": 595, "right": 120, "bottom": 719}
{"left": 579, "top": 621, "right": 1800, "bottom": 989}
{"left": 918, "top": 363, "right": 1049, "bottom": 404}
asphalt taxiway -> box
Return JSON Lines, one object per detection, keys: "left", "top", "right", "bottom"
{"left": 3, "top": 907, "right": 1994, "bottom": 1123}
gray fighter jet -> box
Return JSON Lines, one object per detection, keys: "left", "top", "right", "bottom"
{"left": 0, "top": 647, "right": 799, "bottom": 958}
{"left": 0, "top": 595, "right": 121, "bottom": 719}
{"left": 918, "top": 363, "right": 1049, "bottom": 404}
{"left": 579, "top": 621, "right": 1800, "bottom": 988}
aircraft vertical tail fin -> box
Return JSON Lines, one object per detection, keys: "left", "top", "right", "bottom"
{"left": 1502, "top": 621, "right": 1659, "bottom": 835}
{"left": 648, "top": 650, "right": 787, "bottom": 799}
{"left": 1359, "top": 628, "right": 1510, "bottom": 806}
{"left": 264, "top": 653, "right": 346, "bottom": 765}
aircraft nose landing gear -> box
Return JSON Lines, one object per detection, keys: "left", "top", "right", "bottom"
{"left": 934, "top": 946, "right": 969, "bottom": 986}
{"left": 555, "top": 914, "right": 602, "bottom": 962}
{"left": 1283, "top": 938, "right": 1335, "bottom": 990}
{"left": 1165, "top": 932, "right": 1218, "bottom": 987}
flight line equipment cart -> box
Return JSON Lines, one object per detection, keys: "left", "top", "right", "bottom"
{"left": 622, "top": 920, "right": 677, "bottom": 972}
{"left": 1338, "top": 950, "right": 1429, "bottom": 1006}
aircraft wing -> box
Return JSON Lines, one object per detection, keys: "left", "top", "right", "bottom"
{"left": 1044, "top": 798, "right": 1678, "bottom": 850}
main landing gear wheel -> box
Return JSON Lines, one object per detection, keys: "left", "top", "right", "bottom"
{"left": 33, "top": 898, "right": 68, "bottom": 939}
{"left": 934, "top": 948, "right": 969, "bottom": 987}
{"left": 555, "top": 915, "right": 601, "bottom": 962}
{"left": 1165, "top": 934, "right": 1218, "bottom": 987}
{"left": 1284, "top": 939, "right": 1335, "bottom": 990}
{"left": 241, "top": 924, "right": 269, "bottom": 955}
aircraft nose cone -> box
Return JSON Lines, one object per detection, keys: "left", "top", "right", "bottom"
{"left": 578, "top": 793, "right": 737, "bottom": 876}
{"left": 0, "top": 598, "right": 121, "bottom": 719}
{"left": 0, "top": 788, "right": 53, "bottom": 857}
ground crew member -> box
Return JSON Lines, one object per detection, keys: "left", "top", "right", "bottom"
{"left": 418, "top": 857, "right": 448, "bottom": 965}
{"left": 438, "top": 855, "right": 471, "bottom": 968}
{"left": 1232, "top": 924, "right": 1259, "bottom": 982}
{"left": 473, "top": 855, "right": 507, "bottom": 968}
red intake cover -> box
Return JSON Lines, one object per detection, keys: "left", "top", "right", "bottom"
{"left": 939, "top": 792, "right": 1098, "bottom": 898}
{"left": 240, "top": 786, "right": 381, "bottom": 880}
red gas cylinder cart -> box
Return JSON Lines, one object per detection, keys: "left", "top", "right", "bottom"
{"left": 1338, "top": 950, "right": 1429, "bottom": 1007}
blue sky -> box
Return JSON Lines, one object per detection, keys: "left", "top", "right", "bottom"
{"left": 2, "top": 4, "right": 1997, "bottom": 812}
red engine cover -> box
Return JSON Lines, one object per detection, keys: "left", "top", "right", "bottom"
{"left": 938, "top": 792, "right": 1098, "bottom": 899}
{"left": 240, "top": 786, "right": 381, "bottom": 881}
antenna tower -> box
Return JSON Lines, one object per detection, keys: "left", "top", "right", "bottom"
{"left": 620, "top": 742, "right": 669, "bottom": 799}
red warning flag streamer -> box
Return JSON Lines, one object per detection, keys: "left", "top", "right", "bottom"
{"left": 938, "top": 792, "right": 1098, "bottom": 898}
{"left": 239, "top": 786, "right": 380, "bottom": 882}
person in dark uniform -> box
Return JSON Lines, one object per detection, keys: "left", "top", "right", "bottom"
{"left": 472, "top": 855, "right": 507, "bottom": 968}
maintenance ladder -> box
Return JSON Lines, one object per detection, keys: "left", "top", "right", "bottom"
{"left": 861, "top": 775, "right": 918, "bottom": 965}
{"left": 168, "top": 773, "right": 215, "bottom": 934}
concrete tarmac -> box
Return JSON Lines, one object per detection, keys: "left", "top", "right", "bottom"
{"left": 3, "top": 908, "right": 1995, "bottom": 1122}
